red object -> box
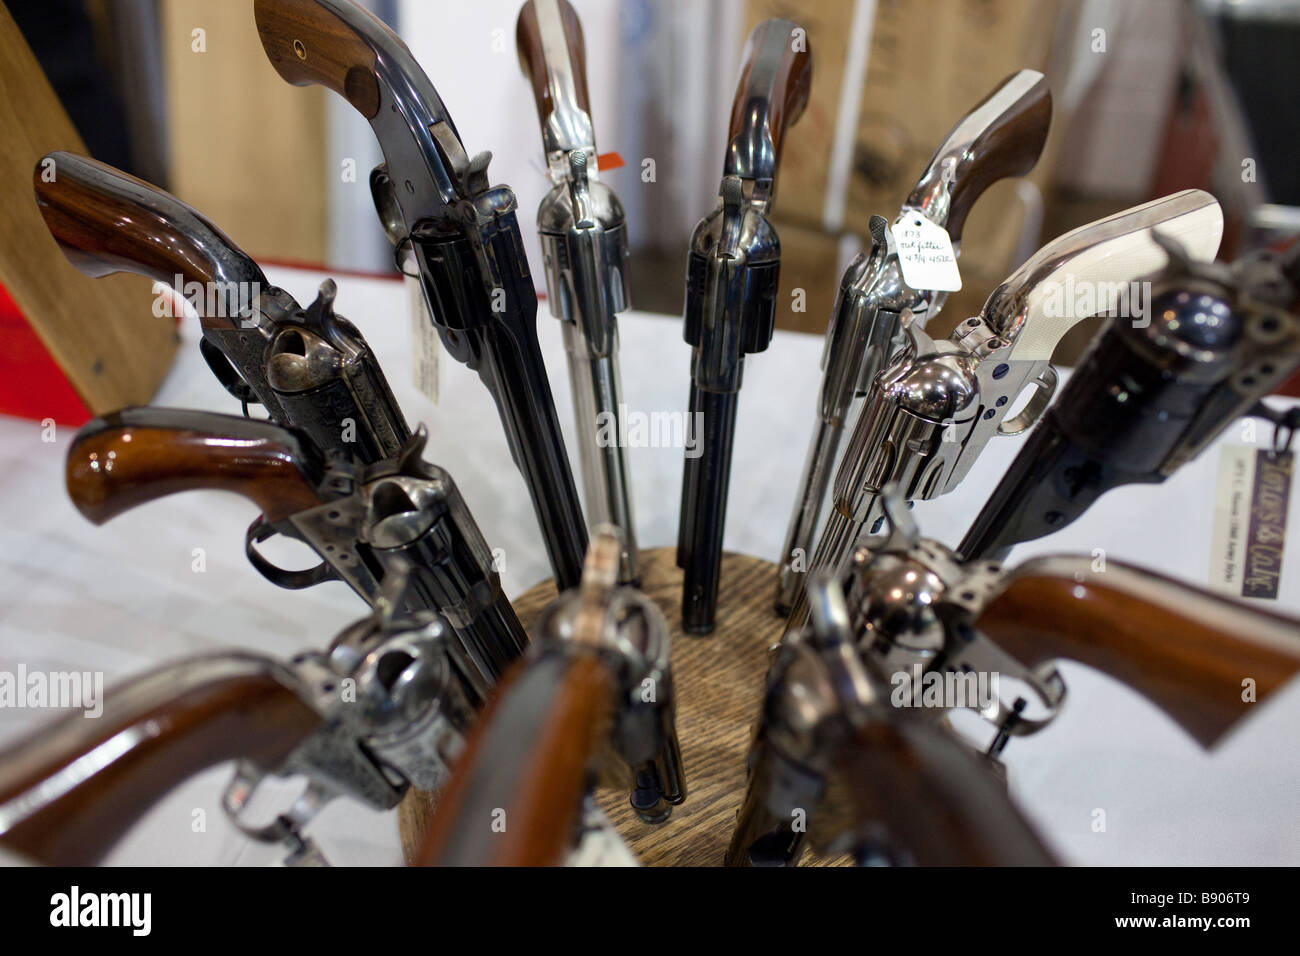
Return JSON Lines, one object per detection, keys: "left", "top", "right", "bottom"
{"left": 0, "top": 281, "right": 92, "bottom": 426}
{"left": 597, "top": 151, "right": 625, "bottom": 172}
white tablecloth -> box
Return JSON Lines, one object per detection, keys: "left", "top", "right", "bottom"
{"left": 1, "top": 264, "right": 1297, "bottom": 865}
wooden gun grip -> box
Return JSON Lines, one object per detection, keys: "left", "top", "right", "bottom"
{"left": 725, "top": 18, "right": 812, "bottom": 191}
{"left": 516, "top": 0, "right": 591, "bottom": 128}
{"left": 0, "top": 655, "right": 318, "bottom": 866}
{"left": 34, "top": 152, "right": 266, "bottom": 329}
{"left": 415, "top": 653, "right": 613, "bottom": 866}
{"left": 925, "top": 70, "right": 1051, "bottom": 243}
{"left": 66, "top": 408, "right": 326, "bottom": 526}
{"left": 831, "top": 720, "right": 1056, "bottom": 866}
{"left": 977, "top": 556, "right": 1300, "bottom": 747}
{"left": 254, "top": 0, "right": 385, "bottom": 118}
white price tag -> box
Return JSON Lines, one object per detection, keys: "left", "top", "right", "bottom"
{"left": 407, "top": 274, "right": 440, "bottom": 405}
{"left": 890, "top": 215, "right": 962, "bottom": 292}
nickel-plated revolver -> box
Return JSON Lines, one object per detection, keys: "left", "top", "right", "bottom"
{"left": 728, "top": 570, "right": 1056, "bottom": 867}
{"left": 517, "top": 0, "right": 639, "bottom": 585}
{"left": 731, "top": 491, "right": 1300, "bottom": 866}
{"left": 775, "top": 69, "right": 1052, "bottom": 614}
{"left": 783, "top": 190, "right": 1225, "bottom": 627}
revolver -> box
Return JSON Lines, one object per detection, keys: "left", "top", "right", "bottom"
{"left": 34, "top": 151, "right": 410, "bottom": 463}
{"left": 960, "top": 236, "right": 1300, "bottom": 561}
{"left": 678, "top": 17, "right": 811, "bottom": 634}
{"left": 731, "top": 490, "right": 1300, "bottom": 866}
{"left": 728, "top": 570, "right": 1056, "bottom": 867}
{"left": 775, "top": 68, "right": 1051, "bottom": 614}
{"left": 416, "top": 529, "right": 687, "bottom": 866}
{"left": 255, "top": 0, "right": 588, "bottom": 589}
{"left": 783, "top": 189, "right": 1225, "bottom": 627}
{"left": 517, "top": 0, "right": 639, "bottom": 585}
{"left": 0, "top": 590, "right": 476, "bottom": 866}
{"left": 65, "top": 408, "right": 526, "bottom": 692}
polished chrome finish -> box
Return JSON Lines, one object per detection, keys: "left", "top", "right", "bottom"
{"left": 532, "top": 0, "right": 597, "bottom": 180}
{"left": 785, "top": 191, "right": 1226, "bottom": 624}
{"left": 522, "top": 0, "right": 637, "bottom": 582}
{"left": 842, "top": 506, "right": 1066, "bottom": 735}
{"left": 776, "top": 74, "right": 1051, "bottom": 613}
{"left": 535, "top": 141, "right": 638, "bottom": 581}
{"left": 944, "top": 188, "right": 1225, "bottom": 491}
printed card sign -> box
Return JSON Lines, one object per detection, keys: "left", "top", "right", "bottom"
{"left": 1210, "top": 446, "right": 1293, "bottom": 600}
{"left": 407, "top": 275, "right": 440, "bottom": 405}
{"left": 891, "top": 215, "right": 962, "bottom": 292}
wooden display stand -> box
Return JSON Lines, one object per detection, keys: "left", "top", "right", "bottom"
{"left": 399, "top": 547, "right": 820, "bottom": 866}
{"left": 0, "top": 5, "right": 178, "bottom": 420}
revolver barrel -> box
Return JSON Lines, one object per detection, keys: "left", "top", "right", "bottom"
{"left": 520, "top": 0, "right": 639, "bottom": 583}
{"left": 678, "top": 19, "right": 811, "bottom": 633}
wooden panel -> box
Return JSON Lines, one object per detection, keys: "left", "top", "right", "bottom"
{"left": 161, "top": 0, "right": 327, "bottom": 263}
{"left": 0, "top": 3, "right": 177, "bottom": 414}
{"left": 399, "top": 547, "right": 849, "bottom": 866}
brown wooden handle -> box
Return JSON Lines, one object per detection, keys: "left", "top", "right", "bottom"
{"left": 907, "top": 70, "right": 1051, "bottom": 243}
{"left": 725, "top": 18, "right": 811, "bottom": 190}
{"left": 254, "top": 0, "right": 387, "bottom": 117}
{"left": 66, "top": 407, "right": 326, "bottom": 526}
{"left": 830, "top": 719, "right": 1056, "bottom": 866}
{"left": 33, "top": 152, "right": 266, "bottom": 330}
{"left": 977, "top": 556, "right": 1300, "bottom": 747}
{"left": 415, "top": 652, "right": 613, "bottom": 866}
{"left": 0, "top": 654, "right": 319, "bottom": 865}
{"left": 515, "top": 0, "right": 590, "bottom": 129}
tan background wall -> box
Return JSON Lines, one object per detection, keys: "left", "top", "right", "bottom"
{"left": 161, "top": 0, "right": 327, "bottom": 263}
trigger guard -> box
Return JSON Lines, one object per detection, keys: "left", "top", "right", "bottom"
{"left": 245, "top": 516, "right": 336, "bottom": 590}
{"left": 976, "top": 660, "right": 1067, "bottom": 736}
{"left": 222, "top": 762, "right": 335, "bottom": 847}
{"left": 996, "top": 364, "right": 1058, "bottom": 436}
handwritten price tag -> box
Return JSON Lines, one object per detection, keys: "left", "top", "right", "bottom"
{"left": 891, "top": 215, "right": 962, "bottom": 292}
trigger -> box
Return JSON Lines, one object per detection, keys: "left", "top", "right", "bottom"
{"left": 997, "top": 364, "right": 1059, "bottom": 436}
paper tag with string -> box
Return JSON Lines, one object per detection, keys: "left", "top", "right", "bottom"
{"left": 407, "top": 275, "right": 440, "bottom": 406}
{"left": 891, "top": 214, "right": 962, "bottom": 292}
